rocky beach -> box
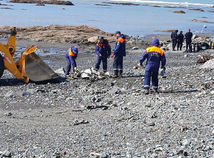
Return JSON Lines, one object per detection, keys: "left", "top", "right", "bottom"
{"left": 0, "top": 25, "right": 214, "bottom": 157}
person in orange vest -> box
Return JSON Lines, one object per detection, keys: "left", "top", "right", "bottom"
{"left": 139, "top": 38, "right": 166, "bottom": 94}
{"left": 94, "top": 36, "right": 111, "bottom": 73}
{"left": 64, "top": 46, "right": 79, "bottom": 76}
{"left": 112, "top": 31, "right": 126, "bottom": 77}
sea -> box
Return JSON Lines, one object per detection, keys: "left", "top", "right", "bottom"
{"left": 0, "top": 0, "right": 214, "bottom": 36}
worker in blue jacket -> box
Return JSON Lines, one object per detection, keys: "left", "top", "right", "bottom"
{"left": 139, "top": 38, "right": 166, "bottom": 94}
{"left": 113, "top": 31, "right": 126, "bottom": 77}
{"left": 64, "top": 46, "right": 79, "bottom": 76}
{"left": 95, "top": 36, "right": 111, "bottom": 73}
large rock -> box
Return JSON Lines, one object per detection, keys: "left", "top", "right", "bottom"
{"left": 88, "top": 36, "right": 98, "bottom": 43}
{"left": 10, "top": 0, "right": 74, "bottom": 5}
{"left": 173, "top": 10, "right": 185, "bottom": 14}
{"left": 200, "top": 58, "right": 214, "bottom": 69}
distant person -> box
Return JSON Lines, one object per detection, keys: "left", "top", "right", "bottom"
{"left": 112, "top": 31, "right": 126, "bottom": 77}
{"left": 171, "top": 30, "right": 178, "bottom": 51}
{"left": 139, "top": 38, "right": 166, "bottom": 95}
{"left": 94, "top": 36, "right": 111, "bottom": 73}
{"left": 177, "top": 31, "right": 184, "bottom": 51}
{"left": 64, "top": 46, "right": 79, "bottom": 76}
{"left": 185, "top": 29, "right": 193, "bottom": 52}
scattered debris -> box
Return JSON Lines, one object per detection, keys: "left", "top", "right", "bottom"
{"left": 73, "top": 119, "right": 89, "bottom": 126}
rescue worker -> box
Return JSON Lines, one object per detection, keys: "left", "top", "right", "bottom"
{"left": 64, "top": 46, "right": 79, "bottom": 76}
{"left": 139, "top": 38, "right": 166, "bottom": 95}
{"left": 185, "top": 29, "right": 193, "bottom": 52}
{"left": 94, "top": 36, "right": 111, "bottom": 73}
{"left": 171, "top": 30, "right": 178, "bottom": 51}
{"left": 177, "top": 31, "right": 184, "bottom": 51}
{"left": 112, "top": 31, "right": 126, "bottom": 77}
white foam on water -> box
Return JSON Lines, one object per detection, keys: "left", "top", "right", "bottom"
{"left": 109, "top": 0, "right": 214, "bottom": 8}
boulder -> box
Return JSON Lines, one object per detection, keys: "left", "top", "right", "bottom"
{"left": 88, "top": 36, "right": 98, "bottom": 43}
{"left": 197, "top": 55, "right": 214, "bottom": 64}
{"left": 173, "top": 10, "right": 185, "bottom": 14}
{"left": 200, "top": 58, "right": 214, "bottom": 69}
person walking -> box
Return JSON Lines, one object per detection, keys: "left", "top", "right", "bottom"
{"left": 112, "top": 31, "right": 126, "bottom": 77}
{"left": 139, "top": 38, "right": 166, "bottom": 95}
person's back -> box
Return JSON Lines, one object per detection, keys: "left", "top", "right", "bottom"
{"left": 178, "top": 32, "right": 184, "bottom": 42}
{"left": 185, "top": 31, "right": 193, "bottom": 42}
{"left": 171, "top": 31, "right": 177, "bottom": 40}
{"left": 139, "top": 38, "right": 166, "bottom": 94}
{"left": 185, "top": 29, "right": 193, "bottom": 52}
{"left": 171, "top": 30, "right": 178, "bottom": 51}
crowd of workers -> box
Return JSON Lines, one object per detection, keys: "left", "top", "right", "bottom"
{"left": 64, "top": 31, "right": 166, "bottom": 95}
{"left": 171, "top": 29, "right": 193, "bottom": 52}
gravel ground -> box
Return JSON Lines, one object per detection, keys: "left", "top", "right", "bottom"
{"left": 0, "top": 42, "right": 214, "bottom": 158}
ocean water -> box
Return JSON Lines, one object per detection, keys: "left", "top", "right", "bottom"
{"left": 0, "top": 0, "right": 214, "bottom": 36}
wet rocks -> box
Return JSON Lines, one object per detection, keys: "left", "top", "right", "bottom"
{"left": 9, "top": 0, "right": 74, "bottom": 6}
{"left": 192, "top": 19, "right": 214, "bottom": 24}
{"left": 0, "top": 25, "right": 115, "bottom": 45}
{"left": 173, "top": 10, "right": 186, "bottom": 14}
{"left": 190, "top": 8, "right": 204, "bottom": 12}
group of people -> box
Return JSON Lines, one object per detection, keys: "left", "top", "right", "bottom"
{"left": 64, "top": 31, "right": 166, "bottom": 95}
{"left": 171, "top": 29, "right": 193, "bottom": 52}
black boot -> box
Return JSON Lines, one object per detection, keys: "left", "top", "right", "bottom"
{"left": 118, "top": 70, "right": 123, "bottom": 78}
{"left": 113, "top": 70, "right": 118, "bottom": 78}
{"left": 144, "top": 89, "right": 149, "bottom": 95}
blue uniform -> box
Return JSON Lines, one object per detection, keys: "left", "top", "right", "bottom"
{"left": 139, "top": 38, "right": 166, "bottom": 90}
{"left": 95, "top": 40, "right": 111, "bottom": 72}
{"left": 65, "top": 46, "right": 78, "bottom": 75}
{"left": 113, "top": 34, "right": 126, "bottom": 75}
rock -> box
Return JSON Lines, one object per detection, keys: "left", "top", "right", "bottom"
{"left": 190, "top": 8, "right": 204, "bottom": 12}
{"left": 132, "top": 47, "right": 139, "bottom": 50}
{"left": 73, "top": 119, "right": 89, "bottom": 126}
{"left": 100, "top": 152, "right": 109, "bottom": 158}
{"left": 197, "top": 55, "right": 214, "bottom": 64}
{"left": 200, "top": 58, "right": 214, "bottom": 69}
{"left": 4, "top": 112, "right": 12, "bottom": 116}
{"left": 9, "top": 0, "right": 74, "bottom": 6}
{"left": 173, "top": 10, "right": 185, "bottom": 14}
{"left": 192, "top": 19, "right": 214, "bottom": 24}
{"left": 4, "top": 90, "right": 15, "bottom": 98}
{"left": 90, "top": 152, "right": 101, "bottom": 158}
{"left": 2, "top": 150, "right": 12, "bottom": 157}
{"left": 182, "top": 139, "right": 190, "bottom": 147}
{"left": 88, "top": 36, "right": 98, "bottom": 43}
{"left": 55, "top": 67, "right": 65, "bottom": 75}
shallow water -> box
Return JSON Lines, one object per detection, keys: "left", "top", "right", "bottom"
{"left": 0, "top": 0, "right": 214, "bottom": 36}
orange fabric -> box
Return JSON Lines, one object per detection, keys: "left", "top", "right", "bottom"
{"left": 111, "top": 54, "right": 114, "bottom": 57}
{"left": 68, "top": 49, "right": 75, "bottom": 56}
{"left": 117, "top": 37, "right": 125, "bottom": 43}
{"left": 146, "top": 46, "right": 164, "bottom": 56}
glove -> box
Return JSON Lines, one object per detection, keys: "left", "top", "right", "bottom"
{"left": 74, "top": 67, "right": 77, "bottom": 72}
{"left": 160, "top": 67, "right": 166, "bottom": 76}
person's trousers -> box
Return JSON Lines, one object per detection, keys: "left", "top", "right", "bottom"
{"left": 172, "top": 39, "right": 177, "bottom": 51}
{"left": 65, "top": 57, "right": 76, "bottom": 75}
{"left": 177, "top": 42, "right": 183, "bottom": 50}
{"left": 186, "top": 42, "right": 192, "bottom": 52}
{"left": 144, "top": 70, "right": 159, "bottom": 90}
{"left": 95, "top": 56, "right": 107, "bottom": 72}
{"left": 113, "top": 55, "right": 123, "bottom": 75}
